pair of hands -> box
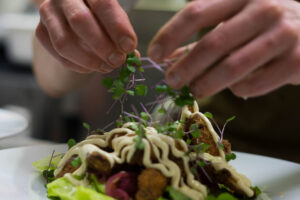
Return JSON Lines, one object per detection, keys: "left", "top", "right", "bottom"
{"left": 36, "top": 0, "right": 300, "bottom": 99}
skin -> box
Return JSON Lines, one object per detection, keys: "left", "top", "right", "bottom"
{"left": 34, "top": 0, "right": 137, "bottom": 97}
{"left": 148, "top": 0, "right": 300, "bottom": 99}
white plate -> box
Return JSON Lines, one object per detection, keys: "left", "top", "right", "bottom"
{"left": 0, "top": 108, "right": 28, "bottom": 139}
{"left": 0, "top": 144, "right": 299, "bottom": 200}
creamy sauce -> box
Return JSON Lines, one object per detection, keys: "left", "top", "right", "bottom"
{"left": 54, "top": 101, "right": 253, "bottom": 199}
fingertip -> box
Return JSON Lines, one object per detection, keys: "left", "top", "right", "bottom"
{"left": 148, "top": 43, "right": 164, "bottom": 62}
{"left": 165, "top": 71, "right": 183, "bottom": 89}
{"left": 119, "top": 36, "right": 136, "bottom": 53}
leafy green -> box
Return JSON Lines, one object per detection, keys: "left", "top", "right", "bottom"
{"left": 166, "top": 186, "right": 192, "bottom": 200}
{"left": 174, "top": 86, "right": 194, "bottom": 107}
{"left": 205, "top": 193, "right": 238, "bottom": 200}
{"left": 32, "top": 154, "right": 62, "bottom": 172}
{"left": 89, "top": 174, "right": 105, "bottom": 194}
{"left": 47, "top": 177, "right": 115, "bottom": 200}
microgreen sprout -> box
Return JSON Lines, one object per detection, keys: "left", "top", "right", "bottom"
{"left": 204, "top": 112, "right": 236, "bottom": 148}
{"left": 44, "top": 150, "right": 55, "bottom": 183}
{"left": 71, "top": 156, "right": 82, "bottom": 168}
{"left": 83, "top": 122, "right": 91, "bottom": 133}
{"left": 67, "top": 138, "right": 76, "bottom": 149}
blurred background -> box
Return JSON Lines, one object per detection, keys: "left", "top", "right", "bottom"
{"left": 0, "top": 0, "right": 299, "bottom": 163}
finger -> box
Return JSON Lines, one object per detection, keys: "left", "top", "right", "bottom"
{"left": 39, "top": 1, "right": 112, "bottom": 72}
{"left": 148, "top": 0, "right": 247, "bottom": 61}
{"left": 230, "top": 49, "right": 300, "bottom": 98}
{"left": 190, "top": 21, "right": 297, "bottom": 98}
{"left": 167, "top": 42, "right": 198, "bottom": 59}
{"left": 86, "top": 0, "right": 137, "bottom": 53}
{"left": 59, "top": 0, "right": 126, "bottom": 67}
{"left": 35, "top": 22, "right": 95, "bottom": 73}
{"left": 165, "top": 0, "right": 282, "bottom": 89}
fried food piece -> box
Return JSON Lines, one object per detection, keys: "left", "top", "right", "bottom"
{"left": 222, "top": 139, "right": 231, "bottom": 154}
{"left": 56, "top": 155, "right": 79, "bottom": 178}
{"left": 87, "top": 152, "right": 112, "bottom": 176}
{"left": 135, "top": 169, "right": 168, "bottom": 200}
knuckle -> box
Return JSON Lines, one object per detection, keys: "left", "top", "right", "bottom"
{"left": 200, "top": 32, "right": 226, "bottom": 51}
{"left": 88, "top": 0, "right": 113, "bottom": 10}
{"left": 182, "top": 2, "right": 203, "bottom": 21}
{"left": 68, "top": 9, "right": 90, "bottom": 25}
{"left": 223, "top": 58, "right": 242, "bottom": 78}
{"left": 260, "top": 1, "right": 283, "bottom": 20}
{"left": 280, "top": 21, "right": 298, "bottom": 43}
{"left": 39, "top": 0, "right": 51, "bottom": 20}
{"left": 52, "top": 35, "right": 67, "bottom": 52}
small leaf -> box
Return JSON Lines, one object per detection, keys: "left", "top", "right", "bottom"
{"left": 112, "top": 87, "right": 124, "bottom": 100}
{"left": 191, "top": 129, "right": 201, "bottom": 138}
{"left": 219, "top": 143, "right": 225, "bottom": 150}
{"left": 204, "top": 112, "right": 213, "bottom": 119}
{"left": 126, "top": 90, "right": 135, "bottom": 96}
{"left": 140, "top": 112, "right": 150, "bottom": 121}
{"left": 225, "top": 153, "right": 237, "bottom": 162}
{"left": 82, "top": 122, "right": 90, "bottom": 132}
{"left": 102, "top": 77, "right": 113, "bottom": 89}
{"left": 158, "top": 108, "right": 166, "bottom": 114}
{"left": 127, "top": 65, "right": 136, "bottom": 73}
{"left": 67, "top": 139, "right": 76, "bottom": 149}
{"left": 138, "top": 66, "right": 144, "bottom": 72}
{"left": 133, "top": 136, "right": 144, "bottom": 150}
{"left": 155, "top": 85, "right": 168, "bottom": 93}
{"left": 226, "top": 116, "right": 236, "bottom": 123}
{"left": 71, "top": 156, "right": 82, "bottom": 168}
{"left": 196, "top": 160, "right": 205, "bottom": 167}
{"left": 136, "top": 84, "right": 148, "bottom": 96}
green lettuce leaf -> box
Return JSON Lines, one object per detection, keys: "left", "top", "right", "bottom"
{"left": 47, "top": 177, "right": 115, "bottom": 200}
{"left": 32, "top": 153, "right": 62, "bottom": 172}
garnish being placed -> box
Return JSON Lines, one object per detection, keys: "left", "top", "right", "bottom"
{"left": 33, "top": 53, "right": 264, "bottom": 200}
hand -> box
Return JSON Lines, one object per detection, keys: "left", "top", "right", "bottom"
{"left": 36, "top": 0, "right": 137, "bottom": 74}
{"left": 148, "top": 0, "right": 300, "bottom": 98}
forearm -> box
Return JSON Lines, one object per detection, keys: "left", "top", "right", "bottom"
{"left": 33, "top": 36, "right": 93, "bottom": 97}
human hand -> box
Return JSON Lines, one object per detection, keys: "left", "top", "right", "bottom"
{"left": 148, "top": 0, "right": 300, "bottom": 98}
{"left": 36, "top": 0, "right": 137, "bottom": 74}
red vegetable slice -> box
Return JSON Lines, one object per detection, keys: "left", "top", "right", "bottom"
{"left": 106, "top": 171, "right": 138, "bottom": 200}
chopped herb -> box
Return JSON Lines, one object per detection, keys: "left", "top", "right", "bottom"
{"left": 196, "top": 160, "right": 205, "bottom": 167}
{"left": 71, "top": 156, "right": 82, "bottom": 168}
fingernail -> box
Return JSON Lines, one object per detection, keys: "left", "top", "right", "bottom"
{"left": 148, "top": 43, "right": 163, "bottom": 61}
{"left": 109, "top": 52, "right": 125, "bottom": 66}
{"left": 119, "top": 36, "right": 134, "bottom": 53}
{"left": 166, "top": 72, "right": 181, "bottom": 88}
{"left": 100, "top": 63, "right": 112, "bottom": 73}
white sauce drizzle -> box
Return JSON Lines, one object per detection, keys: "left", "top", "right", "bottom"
{"left": 54, "top": 102, "right": 253, "bottom": 199}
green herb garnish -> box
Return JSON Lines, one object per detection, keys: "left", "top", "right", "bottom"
{"left": 71, "top": 156, "right": 82, "bottom": 168}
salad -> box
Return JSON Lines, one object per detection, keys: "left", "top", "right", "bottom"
{"left": 33, "top": 53, "right": 263, "bottom": 200}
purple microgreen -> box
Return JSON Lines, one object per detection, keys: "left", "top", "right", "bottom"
{"left": 44, "top": 150, "right": 55, "bottom": 183}
{"left": 106, "top": 100, "right": 118, "bottom": 114}
{"left": 140, "top": 57, "right": 165, "bottom": 73}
